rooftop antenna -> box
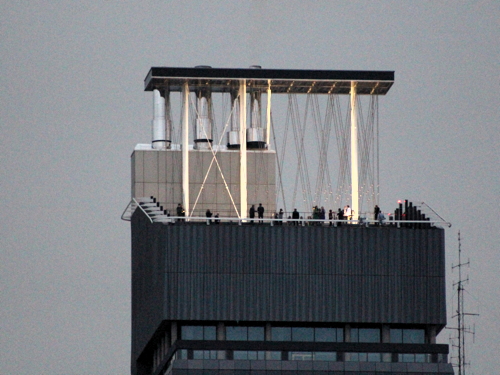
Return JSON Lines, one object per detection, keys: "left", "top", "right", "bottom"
{"left": 447, "top": 231, "right": 478, "bottom": 375}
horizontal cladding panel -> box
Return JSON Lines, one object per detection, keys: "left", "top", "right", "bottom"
{"left": 163, "top": 273, "right": 444, "bottom": 323}
{"left": 159, "top": 225, "right": 446, "bottom": 324}
{"left": 164, "top": 226, "right": 444, "bottom": 277}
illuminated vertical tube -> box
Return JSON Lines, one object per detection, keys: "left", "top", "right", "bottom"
{"left": 182, "top": 82, "right": 190, "bottom": 217}
{"left": 350, "top": 82, "right": 359, "bottom": 219}
{"left": 240, "top": 80, "right": 247, "bottom": 219}
{"left": 266, "top": 80, "right": 271, "bottom": 146}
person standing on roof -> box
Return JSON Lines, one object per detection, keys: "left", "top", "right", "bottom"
{"left": 257, "top": 203, "right": 265, "bottom": 224}
{"left": 292, "top": 208, "right": 300, "bottom": 226}
{"left": 249, "top": 204, "right": 256, "bottom": 224}
{"left": 176, "top": 203, "right": 184, "bottom": 223}
{"left": 344, "top": 205, "right": 352, "bottom": 221}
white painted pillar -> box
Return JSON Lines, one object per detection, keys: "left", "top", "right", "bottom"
{"left": 266, "top": 80, "right": 271, "bottom": 146}
{"left": 350, "top": 82, "right": 359, "bottom": 219}
{"left": 182, "top": 82, "right": 190, "bottom": 217}
{"left": 239, "top": 80, "right": 247, "bottom": 219}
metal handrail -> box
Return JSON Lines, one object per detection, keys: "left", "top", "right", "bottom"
{"left": 122, "top": 198, "right": 451, "bottom": 228}
{"left": 124, "top": 214, "right": 451, "bottom": 228}
{"left": 121, "top": 198, "right": 153, "bottom": 223}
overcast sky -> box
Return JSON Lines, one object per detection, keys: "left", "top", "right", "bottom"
{"left": 1, "top": 1, "right": 499, "bottom": 374}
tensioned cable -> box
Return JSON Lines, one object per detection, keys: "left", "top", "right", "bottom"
{"left": 290, "top": 94, "right": 313, "bottom": 211}
{"left": 333, "top": 96, "right": 351, "bottom": 208}
{"left": 273, "top": 96, "right": 290, "bottom": 212}
{"left": 322, "top": 95, "right": 336, "bottom": 207}
{"left": 311, "top": 94, "right": 334, "bottom": 207}
{"left": 272, "top": 110, "right": 287, "bottom": 214}
{"left": 357, "top": 95, "right": 378, "bottom": 215}
{"left": 299, "top": 95, "right": 313, "bottom": 208}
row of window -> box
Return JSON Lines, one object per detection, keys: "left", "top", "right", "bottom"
{"left": 180, "top": 325, "right": 425, "bottom": 344}
{"left": 176, "top": 350, "right": 447, "bottom": 364}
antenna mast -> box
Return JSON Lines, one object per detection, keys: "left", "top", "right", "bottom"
{"left": 449, "top": 231, "right": 478, "bottom": 375}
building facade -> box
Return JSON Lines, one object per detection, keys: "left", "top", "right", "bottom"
{"left": 126, "top": 66, "right": 454, "bottom": 375}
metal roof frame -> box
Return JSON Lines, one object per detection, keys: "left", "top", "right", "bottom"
{"left": 145, "top": 67, "right": 394, "bottom": 95}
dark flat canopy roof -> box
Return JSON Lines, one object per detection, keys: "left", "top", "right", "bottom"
{"left": 145, "top": 67, "right": 394, "bottom": 95}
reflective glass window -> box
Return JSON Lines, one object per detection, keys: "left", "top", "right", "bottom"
{"left": 226, "top": 326, "right": 247, "bottom": 341}
{"left": 351, "top": 328, "right": 380, "bottom": 343}
{"left": 204, "top": 326, "right": 216, "bottom": 340}
{"left": 415, "top": 353, "right": 427, "bottom": 363}
{"left": 226, "top": 326, "right": 264, "bottom": 341}
{"left": 181, "top": 325, "right": 215, "bottom": 340}
{"left": 292, "top": 327, "right": 314, "bottom": 341}
{"left": 403, "top": 329, "right": 425, "bottom": 343}
{"left": 359, "top": 328, "right": 380, "bottom": 343}
{"left": 233, "top": 351, "right": 248, "bottom": 360}
{"left": 315, "top": 328, "right": 336, "bottom": 342}
{"left": 248, "top": 327, "right": 264, "bottom": 341}
{"left": 193, "top": 350, "right": 218, "bottom": 360}
{"left": 234, "top": 351, "right": 266, "bottom": 360}
{"left": 399, "top": 353, "right": 415, "bottom": 362}
{"left": 272, "top": 327, "right": 291, "bottom": 341}
{"left": 345, "top": 352, "right": 359, "bottom": 361}
{"left": 181, "top": 326, "right": 203, "bottom": 340}
{"left": 289, "top": 352, "right": 313, "bottom": 360}
{"left": 390, "top": 329, "right": 403, "bottom": 343}
{"left": 314, "top": 352, "right": 337, "bottom": 361}
{"left": 176, "top": 349, "right": 188, "bottom": 359}
{"left": 267, "top": 351, "right": 281, "bottom": 360}
{"left": 337, "top": 328, "right": 344, "bottom": 342}
{"left": 351, "top": 328, "right": 359, "bottom": 342}
{"left": 367, "top": 353, "right": 381, "bottom": 362}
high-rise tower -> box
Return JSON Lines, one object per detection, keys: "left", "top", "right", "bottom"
{"left": 123, "top": 66, "right": 454, "bottom": 375}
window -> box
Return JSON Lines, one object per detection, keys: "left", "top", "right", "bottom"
{"left": 399, "top": 353, "right": 415, "bottom": 362}
{"left": 313, "top": 352, "right": 337, "bottom": 361}
{"left": 390, "top": 328, "right": 425, "bottom": 343}
{"left": 176, "top": 349, "right": 188, "bottom": 359}
{"left": 226, "top": 326, "right": 264, "bottom": 341}
{"left": 367, "top": 353, "right": 381, "bottom": 362}
{"left": 193, "top": 350, "right": 218, "bottom": 360}
{"left": 403, "top": 329, "right": 425, "bottom": 343}
{"left": 351, "top": 328, "right": 380, "bottom": 343}
{"left": 272, "top": 326, "right": 343, "bottom": 342}
{"left": 345, "top": 352, "right": 380, "bottom": 362}
{"left": 233, "top": 351, "right": 266, "bottom": 360}
{"left": 315, "top": 327, "right": 344, "bottom": 342}
{"left": 289, "top": 352, "right": 313, "bottom": 360}
{"left": 226, "top": 326, "right": 246, "bottom": 341}
{"left": 292, "top": 327, "right": 314, "bottom": 342}
{"left": 181, "top": 325, "right": 216, "bottom": 340}
{"left": 248, "top": 327, "right": 265, "bottom": 341}
{"left": 271, "top": 327, "right": 291, "bottom": 341}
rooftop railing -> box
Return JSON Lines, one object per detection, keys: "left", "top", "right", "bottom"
{"left": 122, "top": 198, "right": 451, "bottom": 228}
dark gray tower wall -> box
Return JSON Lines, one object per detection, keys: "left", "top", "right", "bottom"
{"left": 131, "top": 211, "right": 447, "bottom": 362}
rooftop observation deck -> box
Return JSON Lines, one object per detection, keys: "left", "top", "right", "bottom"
{"left": 123, "top": 197, "right": 451, "bottom": 229}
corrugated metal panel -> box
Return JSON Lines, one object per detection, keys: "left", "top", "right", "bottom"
{"left": 132, "top": 213, "right": 447, "bottom": 358}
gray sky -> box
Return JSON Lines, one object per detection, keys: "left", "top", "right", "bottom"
{"left": 1, "top": 1, "right": 498, "bottom": 374}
